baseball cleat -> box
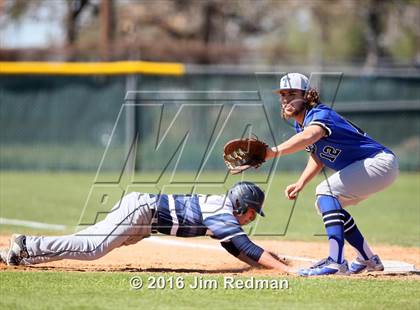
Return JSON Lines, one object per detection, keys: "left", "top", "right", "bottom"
{"left": 6, "top": 234, "right": 29, "bottom": 266}
{"left": 0, "top": 248, "right": 8, "bottom": 264}
{"left": 307, "top": 257, "right": 330, "bottom": 269}
{"left": 349, "top": 255, "right": 384, "bottom": 274}
{"left": 298, "top": 257, "right": 348, "bottom": 276}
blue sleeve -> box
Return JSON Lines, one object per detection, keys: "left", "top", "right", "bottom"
{"left": 230, "top": 234, "right": 264, "bottom": 262}
{"left": 203, "top": 213, "right": 245, "bottom": 241}
{"left": 220, "top": 241, "right": 240, "bottom": 257}
{"left": 306, "top": 107, "right": 334, "bottom": 137}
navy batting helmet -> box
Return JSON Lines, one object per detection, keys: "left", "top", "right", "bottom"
{"left": 228, "top": 181, "right": 265, "bottom": 217}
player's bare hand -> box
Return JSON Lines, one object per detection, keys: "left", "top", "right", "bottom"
{"left": 285, "top": 182, "right": 303, "bottom": 200}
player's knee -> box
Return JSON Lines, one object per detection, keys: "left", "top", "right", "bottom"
{"left": 315, "top": 181, "right": 332, "bottom": 196}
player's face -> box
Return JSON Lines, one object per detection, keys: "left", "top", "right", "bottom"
{"left": 279, "top": 90, "right": 306, "bottom": 119}
{"left": 236, "top": 208, "right": 257, "bottom": 226}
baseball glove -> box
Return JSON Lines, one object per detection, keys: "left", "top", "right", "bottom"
{"left": 223, "top": 138, "right": 268, "bottom": 174}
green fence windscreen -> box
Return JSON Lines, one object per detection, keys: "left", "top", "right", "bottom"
{"left": 1, "top": 73, "right": 419, "bottom": 171}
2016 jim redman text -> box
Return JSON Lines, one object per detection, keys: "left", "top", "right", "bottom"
{"left": 129, "top": 276, "right": 289, "bottom": 290}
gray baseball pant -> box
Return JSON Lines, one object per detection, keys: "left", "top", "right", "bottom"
{"left": 22, "top": 193, "right": 155, "bottom": 265}
{"left": 315, "top": 151, "right": 399, "bottom": 211}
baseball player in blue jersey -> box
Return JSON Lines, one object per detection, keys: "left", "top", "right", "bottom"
{"left": 2, "top": 182, "right": 290, "bottom": 273}
{"left": 265, "top": 73, "right": 399, "bottom": 276}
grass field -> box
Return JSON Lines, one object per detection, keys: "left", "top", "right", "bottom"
{"left": 1, "top": 272, "right": 419, "bottom": 309}
{"left": 0, "top": 171, "right": 419, "bottom": 309}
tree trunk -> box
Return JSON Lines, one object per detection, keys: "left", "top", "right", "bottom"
{"left": 100, "top": 0, "right": 114, "bottom": 61}
{"left": 65, "top": 0, "right": 89, "bottom": 60}
{"left": 199, "top": 1, "right": 218, "bottom": 64}
{"left": 363, "top": 0, "right": 387, "bottom": 68}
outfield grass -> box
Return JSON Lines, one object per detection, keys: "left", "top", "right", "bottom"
{"left": 0, "top": 272, "right": 419, "bottom": 310}
{"left": 1, "top": 171, "right": 419, "bottom": 247}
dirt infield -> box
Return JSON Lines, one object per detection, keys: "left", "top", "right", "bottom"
{"left": 1, "top": 235, "right": 419, "bottom": 278}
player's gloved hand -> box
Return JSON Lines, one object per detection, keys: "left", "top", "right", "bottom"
{"left": 223, "top": 137, "right": 268, "bottom": 174}
{"left": 285, "top": 182, "right": 304, "bottom": 200}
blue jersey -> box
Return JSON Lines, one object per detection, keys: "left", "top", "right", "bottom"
{"left": 149, "top": 194, "right": 245, "bottom": 241}
{"left": 294, "top": 104, "right": 390, "bottom": 171}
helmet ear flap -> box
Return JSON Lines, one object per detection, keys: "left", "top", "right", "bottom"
{"left": 233, "top": 198, "right": 247, "bottom": 216}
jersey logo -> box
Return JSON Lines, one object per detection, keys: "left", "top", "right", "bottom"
{"left": 319, "top": 146, "right": 341, "bottom": 162}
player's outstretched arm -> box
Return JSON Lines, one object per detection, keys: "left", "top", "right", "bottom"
{"left": 236, "top": 252, "right": 262, "bottom": 267}
{"left": 257, "top": 250, "right": 291, "bottom": 272}
{"left": 220, "top": 241, "right": 259, "bottom": 267}
{"left": 265, "top": 125, "right": 326, "bottom": 160}
{"left": 221, "top": 237, "right": 291, "bottom": 273}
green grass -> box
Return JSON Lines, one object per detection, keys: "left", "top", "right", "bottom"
{"left": 0, "top": 272, "right": 419, "bottom": 310}
{"left": 0, "top": 171, "right": 419, "bottom": 247}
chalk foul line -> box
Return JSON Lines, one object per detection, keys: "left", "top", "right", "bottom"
{"left": 0, "top": 217, "right": 67, "bottom": 231}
